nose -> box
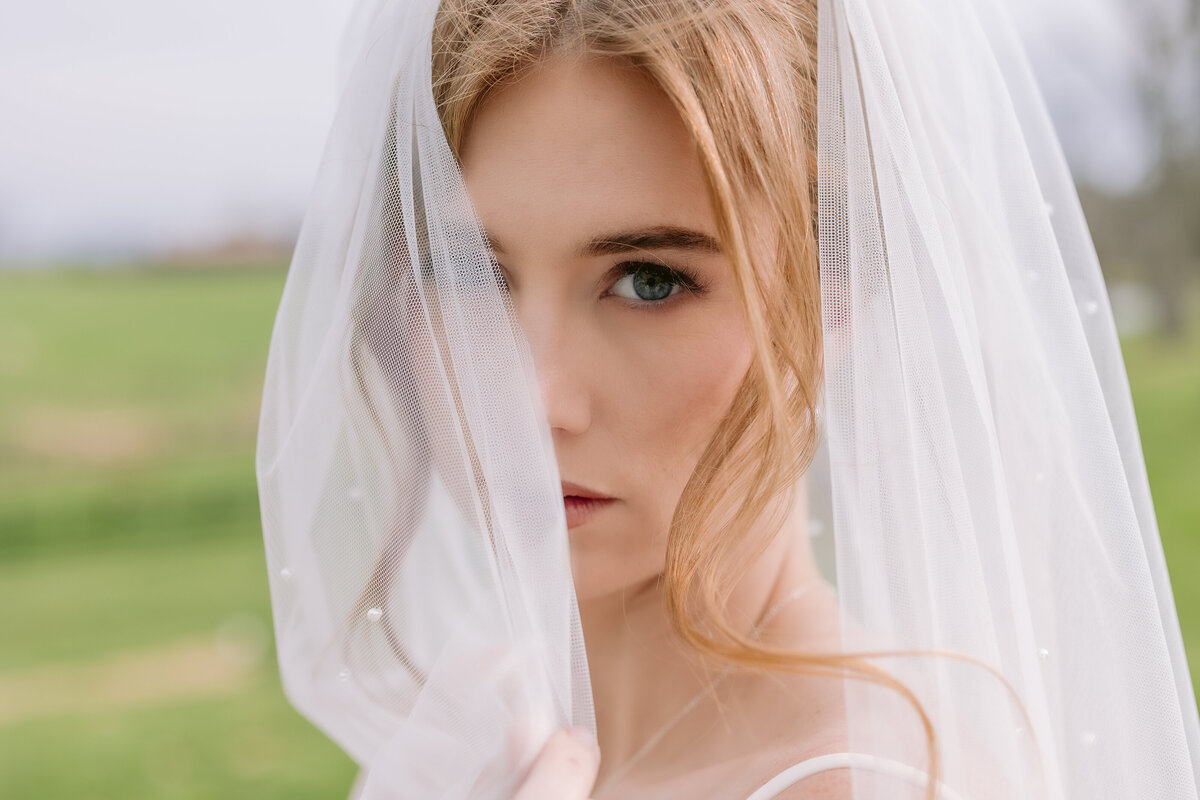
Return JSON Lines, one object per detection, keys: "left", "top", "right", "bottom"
{"left": 511, "top": 292, "right": 592, "bottom": 436}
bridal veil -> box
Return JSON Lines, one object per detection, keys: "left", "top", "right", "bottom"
{"left": 254, "top": 0, "right": 1200, "bottom": 797}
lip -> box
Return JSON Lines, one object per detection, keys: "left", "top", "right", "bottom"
{"left": 563, "top": 495, "right": 615, "bottom": 529}
{"left": 560, "top": 480, "right": 613, "bottom": 500}
{"left": 561, "top": 480, "right": 616, "bottom": 529}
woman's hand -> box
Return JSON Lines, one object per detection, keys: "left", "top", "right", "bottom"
{"left": 511, "top": 727, "right": 601, "bottom": 800}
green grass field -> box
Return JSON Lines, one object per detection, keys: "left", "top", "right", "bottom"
{"left": 0, "top": 267, "right": 357, "bottom": 799}
{"left": 0, "top": 266, "right": 1197, "bottom": 798}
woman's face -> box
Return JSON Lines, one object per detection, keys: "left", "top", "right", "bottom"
{"left": 459, "top": 53, "right": 754, "bottom": 601}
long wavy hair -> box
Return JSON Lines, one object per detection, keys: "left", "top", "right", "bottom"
{"left": 427, "top": 0, "right": 944, "bottom": 794}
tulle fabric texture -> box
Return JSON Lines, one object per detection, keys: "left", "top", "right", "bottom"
{"left": 255, "top": 1, "right": 591, "bottom": 797}
{"left": 254, "top": 0, "right": 1200, "bottom": 797}
{"left": 814, "top": 0, "right": 1200, "bottom": 796}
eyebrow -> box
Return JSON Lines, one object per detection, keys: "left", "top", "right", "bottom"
{"left": 485, "top": 225, "right": 722, "bottom": 258}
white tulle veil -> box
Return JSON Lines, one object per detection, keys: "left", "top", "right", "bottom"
{"left": 254, "top": 0, "right": 1200, "bottom": 797}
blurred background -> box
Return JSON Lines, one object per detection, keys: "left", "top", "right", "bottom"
{"left": 0, "top": 0, "right": 1196, "bottom": 798}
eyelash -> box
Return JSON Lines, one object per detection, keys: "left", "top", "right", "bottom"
{"left": 490, "top": 259, "right": 708, "bottom": 310}
{"left": 605, "top": 260, "right": 707, "bottom": 311}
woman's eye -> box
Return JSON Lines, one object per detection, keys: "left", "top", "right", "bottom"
{"left": 609, "top": 262, "right": 690, "bottom": 304}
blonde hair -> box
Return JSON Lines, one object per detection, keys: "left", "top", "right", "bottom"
{"left": 429, "top": 0, "right": 945, "bottom": 795}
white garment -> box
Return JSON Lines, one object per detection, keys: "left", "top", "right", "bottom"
{"left": 355, "top": 753, "right": 961, "bottom": 800}
{"left": 746, "top": 753, "right": 968, "bottom": 800}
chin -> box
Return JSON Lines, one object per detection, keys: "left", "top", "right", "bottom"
{"left": 568, "top": 541, "right": 664, "bottom": 604}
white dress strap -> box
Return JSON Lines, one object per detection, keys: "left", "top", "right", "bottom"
{"left": 743, "top": 752, "right": 970, "bottom": 800}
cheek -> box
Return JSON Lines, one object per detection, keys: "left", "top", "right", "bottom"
{"left": 567, "top": 300, "right": 755, "bottom": 599}
{"left": 609, "top": 303, "right": 755, "bottom": 515}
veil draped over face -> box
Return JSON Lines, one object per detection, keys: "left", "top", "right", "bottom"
{"left": 254, "top": 0, "right": 1200, "bottom": 797}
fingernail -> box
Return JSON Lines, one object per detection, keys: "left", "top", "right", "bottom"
{"left": 566, "top": 726, "right": 597, "bottom": 751}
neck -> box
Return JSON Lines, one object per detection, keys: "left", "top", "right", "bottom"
{"left": 576, "top": 481, "right": 830, "bottom": 784}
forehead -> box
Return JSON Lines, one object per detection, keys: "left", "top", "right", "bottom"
{"left": 457, "top": 54, "right": 717, "bottom": 260}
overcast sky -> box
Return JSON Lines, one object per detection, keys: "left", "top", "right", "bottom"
{"left": 0, "top": 0, "right": 357, "bottom": 263}
{"left": 0, "top": 0, "right": 1165, "bottom": 265}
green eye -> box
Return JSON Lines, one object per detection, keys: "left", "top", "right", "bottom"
{"left": 610, "top": 263, "right": 686, "bottom": 303}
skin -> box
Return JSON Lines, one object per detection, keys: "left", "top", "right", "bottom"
{"left": 459, "top": 51, "right": 850, "bottom": 800}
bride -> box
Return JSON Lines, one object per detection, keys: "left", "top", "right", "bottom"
{"left": 254, "top": 0, "right": 1200, "bottom": 798}
{"left": 448, "top": 19, "right": 850, "bottom": 797}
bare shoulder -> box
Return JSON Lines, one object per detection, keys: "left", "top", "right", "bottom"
{"left": 765, "top": 769, "right": 855, "bottom": 800}
{"left": 742, "top": 732, "right": 857, "bottom": 800}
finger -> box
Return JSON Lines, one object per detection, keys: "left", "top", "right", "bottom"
{"left": 511, "top": 728, "right": 601, "bottom": 800}
{"left": 505, "top": 716, "right": 537, "bottom": 769}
